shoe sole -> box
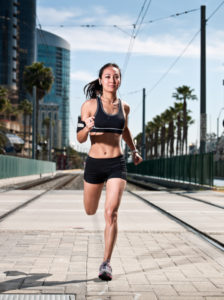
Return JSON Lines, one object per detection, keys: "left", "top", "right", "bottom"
{"left": 99, "top": 272, "right": 112, "bottom": 281}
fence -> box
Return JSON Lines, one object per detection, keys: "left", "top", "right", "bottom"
{"left": 127, "top": 152, "right": 214, "bottom": 186}
{"left": 214, "top": 160, "right": 224, "bottom": 178}
{"left": 0, "top": 155, "right": 56, "bottom": 179}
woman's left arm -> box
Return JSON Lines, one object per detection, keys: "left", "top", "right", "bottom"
{"left": 122, "top": 102, "right": 143, "bottom": 165}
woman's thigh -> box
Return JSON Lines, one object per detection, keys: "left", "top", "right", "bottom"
{"left": 84, "top": 180, "right": 104, "bottom": 214}
{"left": 105, "top": 178, "right": 126, "bottom": 212}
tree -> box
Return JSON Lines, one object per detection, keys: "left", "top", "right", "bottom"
{"left": 23, "top": 62, "right": 54, "bottom": 158}
{"left": 152, "top": 115, "right": 163, "bottom": 158}
{"left": 18, "top": 99, "right": 33, "bottom": 156}
{"left": 0, "top": 86, "right": 9, "bottom": 112}
{"left": 173, "top": 102, "right": 183, "bottom": 155}
{"left": 172, "top": 85, "right": 197, "bottom": 154}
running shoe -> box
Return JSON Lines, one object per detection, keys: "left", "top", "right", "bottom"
{"left": 98, "top": 260, "right": 112, "bottom": 281}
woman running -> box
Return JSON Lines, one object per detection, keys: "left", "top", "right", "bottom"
{"left": 77, "top": 62, "right": 142, "bottom": 281}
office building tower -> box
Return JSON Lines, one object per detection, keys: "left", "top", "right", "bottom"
{"left": 37, "top": 29, "right": 70, "bottom": 148}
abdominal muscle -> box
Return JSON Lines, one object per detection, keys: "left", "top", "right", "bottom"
{"left": 88, "top": 132, "right": 123, "bottom": 158}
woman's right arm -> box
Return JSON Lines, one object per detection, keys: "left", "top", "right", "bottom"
{"left": 77, "top": 101, "right": 94, "bottom": 143}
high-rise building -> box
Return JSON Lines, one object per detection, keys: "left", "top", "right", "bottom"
{"left": 37, "top": 29, "right": 70, "bottom": 148}
{"left": 0, "top": 0, "right": 36, "bottom": 102}
{"left": 0, "top": 0, "right": 37, "bottom": 156}
{"left": 17, "top": 0, "right": 36, "bottom": 102}
{"left": 0, "top": 0, "right": 19, "bottom": 91}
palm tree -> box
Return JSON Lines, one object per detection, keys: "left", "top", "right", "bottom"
{"left": 172, "top": 102, "right": 183, "bottom": 155}
{"left": 166, "top": 107, "right": 176, "bottom": 157}
{"left": 145, "top": 121, "right": 154, "bottom": 159}
{"left": 0, "top": 86, "right": 9, "bottom": 113}
{"left": 23, "top": 62, "right": 54, "bottom": 158}
{"left": 172, "top": 85, "right": 197, "bottom": 154}
{"left": 160, "top": 111, "right": 168, "bottom": 157}
{"left": 152, "top": 115, "right": 163, "bottom": 157}
{"left": 18, "top": 99, "right": 33, "bottom": 156}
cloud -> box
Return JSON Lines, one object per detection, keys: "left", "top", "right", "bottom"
{"left": 71, "top": 71, "right": 95, "bottom": 82}
{"left": 92, "top": 6, "right": 108, "bottom": 15}
{"left": 37, "top": 6, "right": 83, "bottom": 25}
{"left": 46, "top": 25, "right": 224, "bottom": 60}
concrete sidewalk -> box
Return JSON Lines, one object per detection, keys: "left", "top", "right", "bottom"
{"left": 0, "top": 190, "right": 223, "bottom": 299}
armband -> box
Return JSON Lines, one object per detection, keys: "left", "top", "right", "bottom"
{"left": 76, "top": 116, "right": 86, "bottom": 132}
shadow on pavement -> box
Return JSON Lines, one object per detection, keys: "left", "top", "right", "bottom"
{"left": 0, "top": 271, "right": 99, "bottom": 292}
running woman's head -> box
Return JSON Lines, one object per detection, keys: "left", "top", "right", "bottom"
{"left": 84, "top": 63, "right": 121, "bottom": 99}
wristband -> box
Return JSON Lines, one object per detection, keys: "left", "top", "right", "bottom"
{"left": 131, "top": 149, "right": 138, "bottom": 154}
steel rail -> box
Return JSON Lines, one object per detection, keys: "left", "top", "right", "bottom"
{"left": 128, "top": 190, "right": 224, "bottom": 252}
{"left": 0, "top": 173, "right": 67, "bottom": 192}
{"left": 127, "top": 176, "right": 224, "bottom": 210}
{"left": 0, "top": 174, "right": 78, "bottom": 222}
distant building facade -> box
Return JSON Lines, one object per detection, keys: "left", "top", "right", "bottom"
{"left": 0, "top": 0, "right": 36, "bottom": 154}
{"left": 37, "top": 29, "right": 70, "bottom": 148}
{"left": 17, "top": 0, "right": 36, "bottom": 102}
{"left": 0, "top": 0, "right": 19, "bottom": 92}
{"left": 0, "top": 0, "right": 36, "bottom": 101}
{"left": 39, "top": 102, "right": 61, "bottom": 149}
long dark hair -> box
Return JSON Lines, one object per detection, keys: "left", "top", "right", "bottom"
{"left": 84, "top": 63, "right": 121, "bottom": 99}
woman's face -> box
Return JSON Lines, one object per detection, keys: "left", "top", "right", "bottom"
{"left": 100, "top": 66, "right": 121, "bottom": 93}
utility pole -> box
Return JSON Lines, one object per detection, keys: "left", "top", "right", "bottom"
{"left": 142, "top": 88, "right": 146, "bottom": 160}
{"left": 32, "top": 86, "right": 36, "bottom": 159}
{"left": 200, "top": 5, "right": 207, "bottom": 153}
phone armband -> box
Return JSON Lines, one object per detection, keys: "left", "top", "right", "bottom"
{"left": 77, "top": 116, "right": 86, "bottom": 132}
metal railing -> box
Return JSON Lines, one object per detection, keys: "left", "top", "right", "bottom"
{"left": 0, "top": 155, "right": 56, "bottom": 179}
{"left": 214, "top": 160, "right": 224, "bottom": 178}
{"left": 127, "top": 153, "right": 214, "bottom": 186}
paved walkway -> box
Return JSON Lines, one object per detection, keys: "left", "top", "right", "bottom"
{"left": 0, "top": 187, "right": 223, "bottom": 299}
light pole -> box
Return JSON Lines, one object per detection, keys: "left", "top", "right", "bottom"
{"left": 217, "top": 107, "right": 224, "bottom": 140}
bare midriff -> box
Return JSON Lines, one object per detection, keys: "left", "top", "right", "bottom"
{"left": 89, "top": 132, "right": 123, "bottom": 158}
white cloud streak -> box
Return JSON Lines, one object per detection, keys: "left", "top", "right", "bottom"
{"left": 38, "top": 6, "right": 224, "bottom": 60}
{"left": 70, "top": 71, "right": 95, "bottom": 82}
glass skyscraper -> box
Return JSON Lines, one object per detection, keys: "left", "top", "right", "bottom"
{"left": 37, "top": 29, "right": 70, "bottom": 148}
{"left": 0, "top": 0, "right": 36, "bottom": 102}
{"left": 0, "top": 0, "right": 19, "bottom": 91}
{"left": 18, "top": 0, "right": 36, "bottom": 102}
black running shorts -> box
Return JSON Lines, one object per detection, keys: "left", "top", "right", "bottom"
{"left": 84, "top": 155, "right": 127, "bottom": 184}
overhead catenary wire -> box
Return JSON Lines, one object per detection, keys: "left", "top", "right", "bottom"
{"left": 147, "top": 29, "right": 200, "bottom": 95}
{"left": 129, "top": 27, "right": 200, "bottom": 117}
{"left": 40, "top": 8, "right": 199, "bottom": 29}
{"left": 122, "top": 0, "right": 153, "bottom": 76}
{"left": 122, "top": 0, "right": 150, "bottom": 74}
{"left": 145, "top": 1, "right": 224, "bottom": 96}
{"left": 206, "top": 0, "right": 224, "bottom": 21}
{"left": 127, "top": 2, "right": 224, "bottom": 99}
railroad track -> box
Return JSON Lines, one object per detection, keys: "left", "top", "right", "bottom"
{"left": 0, "top": 173, "right": 223, "bottom": 252}
{"left": 0, "top": 173, "right": 68, "bottom": 192}
{"left": 0, "top": 173, "right": 79, "bottom": 222}
{"left": 127, "top": 176, "right": 224, "bottom": 210}
{"left": 127, "top": 189, "right": 224, "bottom": 252}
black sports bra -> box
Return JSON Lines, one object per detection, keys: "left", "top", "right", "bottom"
{"left": 90, "top": 96, "right": 125, "bottom": 134}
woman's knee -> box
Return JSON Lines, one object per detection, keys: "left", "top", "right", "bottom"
{"left": 104, "top": 209, "right": 118, "bottom": 224}
{"left": 84, "top": 205, "right": 97, "bottom": 215}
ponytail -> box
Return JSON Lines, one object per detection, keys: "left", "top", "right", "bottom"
{"left": 83, "top": 79, "right": 102, "bottom": 99}
{"left": 83, "top": 62, "right": 121, "bottom": 99}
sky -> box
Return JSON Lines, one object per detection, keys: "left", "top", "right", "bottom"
{"left": 37, "top": 0, "right": 224, "bottom": 152}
